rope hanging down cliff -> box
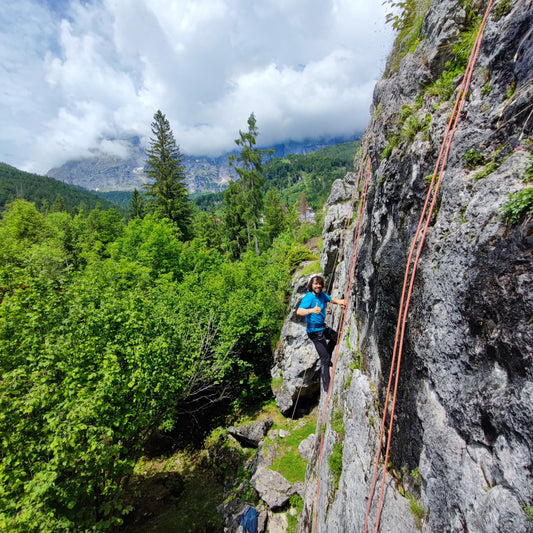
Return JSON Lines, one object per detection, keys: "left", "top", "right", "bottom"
{"left": 364, "top": 1, "right": 495, "bottom": 531}
{"left": 288, "top": 139, "right": 373, "bottom": 422}
{"left": 312, "top": 152, "right": 373, "bottom": 533}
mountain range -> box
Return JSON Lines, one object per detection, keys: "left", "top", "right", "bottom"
{"left": 46, "top": 136, "right": 355, "bottom": 194}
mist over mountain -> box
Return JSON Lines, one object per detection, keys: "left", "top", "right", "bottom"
{"left": 46, "top": 136, "right": 356, "bottom": 194}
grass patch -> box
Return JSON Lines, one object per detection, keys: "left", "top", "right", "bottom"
{"left": 492, "top": 0, "right": 512, "bottom": 20}
{"left": 524, "top": 503, "right": 533, "bottom": 523}
{"left": 331, "top": 409, "right": 345, "bottom": 437}
{"left": 287, "top": 494, "right": 304, "bottom": 533}
{"left": 425, "top": 14, "right": 481, "bottom": 102}
{"left": 408, "top": 494, "right": 425, "bottom": 529}
{"left": 271, "top": 377, "right": 284, "bottom": 391}
{"left": 463, "top": 148, "right": 486, "bottom": 169}
{"left": 299, "top": 259, "right": 321, "bottom": 277}
{"left": 328, "top": 442, "right": 344, "bottom": 490}
{"left": 272, "top": 416, "right": 317, "bottom": 484}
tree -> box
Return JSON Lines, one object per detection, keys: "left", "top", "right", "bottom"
{"left": 223, "top": 180, "right": 248, "bottom": 260}
{"left": 129, "top": 188, "right": 145, "bottom": 220}
{"left": 297, "top": 194, "right": 313, "bottom": 223}
{"left": 143, "top": 110, "right": 193, "bottom": 240}
{"left": 227, "top": 113, "right": 272, "bottom": 256}
{"left": 262, "top": 188, "right": 288, "bottom": 246}
{"left": 51, "top": 193, "right": 66, "bottom": 213}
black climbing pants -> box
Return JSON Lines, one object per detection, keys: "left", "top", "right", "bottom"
{"left": 307, "top": 326, "right": 338, "bottom": 391}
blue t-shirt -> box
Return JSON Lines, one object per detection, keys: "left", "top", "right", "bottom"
{"left": 299, "top": 291, "right": 331, "bottom": 332}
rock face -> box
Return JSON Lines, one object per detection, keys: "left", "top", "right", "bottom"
{"left": 271, "top": 275, "right": 322, "bottom": 415}
{"left": 274, "top": 2, "right": 533, "bottom": 532}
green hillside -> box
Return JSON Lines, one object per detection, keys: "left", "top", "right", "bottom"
{"left": 264, "top": 140, "right": 358, "bottom": 209}
{"left": 193, "top": 140, "right": 359, "bottom": 212}
{"left": 0, "top": 163, "right": 125, "bottom": 213}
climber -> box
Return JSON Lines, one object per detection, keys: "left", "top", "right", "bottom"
{"left": 297, "top": 275, "right": 346, "bottom": 391}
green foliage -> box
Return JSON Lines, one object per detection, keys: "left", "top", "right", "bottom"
{"left": 425, "top": 17, "right": 481, "bottom": 101}
{"left": 263, "top": 141, "right": 358, "bottom": 211}
{"left": 408, "top": 494, "right": 425, "bottom": 528}
{"left": 0, "top": 131, "right": 344, "bottom": 530}
{"left": 287, "top": 494, "right": 304, "bottom": 533}
{"left": 463, "top": 148, "right": 487, "bottom": 169}
{"left": 192, "top": 190, "right": 225, "bottom": 212}
{"left": 0, "top": 196, "right": 292, "bottom": 531}
{"left": 492, "top": 0, "right": 512, "bottom": 21}
{"left": 283, "top": 242, "right": 317, "bottom": 272}
{"left": 411, "top": 467, "right": 422, "bottom": 487}
{"left": 507, "top": 81, "right": 517, "bottom": 99}
{"left": 128, "top": 188, "right": 145, "bottom": 219}
{"left": 384, "top": 0, "right": 431, "bottom": 72}
{"left": 262, "top": 187, "right": 290, "bottom": 247}
{"left": 401, "top": 113, "right": 431, "bottom": 142}
{"left": 227, "top": 113, "right": 273, "bottom": 257}
{"left": 481, "top": 81, "right": 492, "bottom": 96}
{"left": 500, "top": 188, "right": 533, "bottom": 225}
{"left": 473, "top": 160, "right": 496, "bottom": 181}
{"left": 328, "top": 442, "right": 344, "bottom": 490}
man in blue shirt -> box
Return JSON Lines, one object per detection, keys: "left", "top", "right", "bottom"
{"left": 296, "top": 275, "right": 346, "bottom": 391}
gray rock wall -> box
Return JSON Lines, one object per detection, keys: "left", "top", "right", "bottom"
{"left": 282, "top": 1, "right": 533, "bottom": 531}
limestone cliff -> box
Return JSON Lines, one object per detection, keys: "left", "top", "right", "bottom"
{"left": 274, "top": 1, "right": 533, "bottom": 531}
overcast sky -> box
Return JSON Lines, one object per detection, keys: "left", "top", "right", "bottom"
{"left": 0, "top": 0, "right": 395, "bottom": 175}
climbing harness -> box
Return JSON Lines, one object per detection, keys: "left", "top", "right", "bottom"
{"left": 363, "top": 1, "right": 495, "bottom": 531}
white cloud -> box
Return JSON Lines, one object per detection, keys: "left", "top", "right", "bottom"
{"left": 0, "top": 0, "right": 395, "bottom": 174}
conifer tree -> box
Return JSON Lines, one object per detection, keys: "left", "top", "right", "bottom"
{"left": 51, "top": 193, "right": 66, "bottom": 213}
{"left": 263, "top": 187, "right": 288, "bottom": 246}
{"left": 223, "top": 180, "right": 248, "bottom": 260}
{"left": 227, "top": 113, "right": 272, "bottom": 256}
{"left": 129, "top": 188, "right": 145, "bottom": 219}
{"left": 143, "top": 110, "right": 193, "bottom": 240}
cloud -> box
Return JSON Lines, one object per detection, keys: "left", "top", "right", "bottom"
{"left": 0, "top": 0, "right": 395, "bottom": 174}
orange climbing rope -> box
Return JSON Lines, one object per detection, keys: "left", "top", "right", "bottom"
{"left": 312, "top": 154, "right": 373, "bottom": 532}
{"left": 363, "top": 2, "right": 495, "bottom": 531}
{"left": 325, "top": 134, "right": 374, "bottom": 298}
{"left": 289, "top": 137, "right": 373, "bottom": 427}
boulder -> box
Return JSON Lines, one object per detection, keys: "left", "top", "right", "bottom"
{"left": 251, "top": 467, "right": 293, "bottom": 510}
{"left": 228, "top": 418, "right": 274, "bottom": 448}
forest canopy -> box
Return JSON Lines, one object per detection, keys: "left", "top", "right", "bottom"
{"left": 0, "top": 113, "right": 347, "bottom": 531}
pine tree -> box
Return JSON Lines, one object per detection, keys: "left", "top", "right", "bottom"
{"left": 143, "top": 110, "right": 193, "bottom": 240}
{"left": 223, "top": 180, "right": 248, "bottom": 260}
{"left": 51, "top": 193, "right": 66, "bottom": 213}
{"left": 227, "top": 113, "right": 273, "bottom": 256}
{"left": 263, "top": 188, "right": 288, "bottom": 246}
{"left": 129, "top": 188, "right": 145, "bottom": 220}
